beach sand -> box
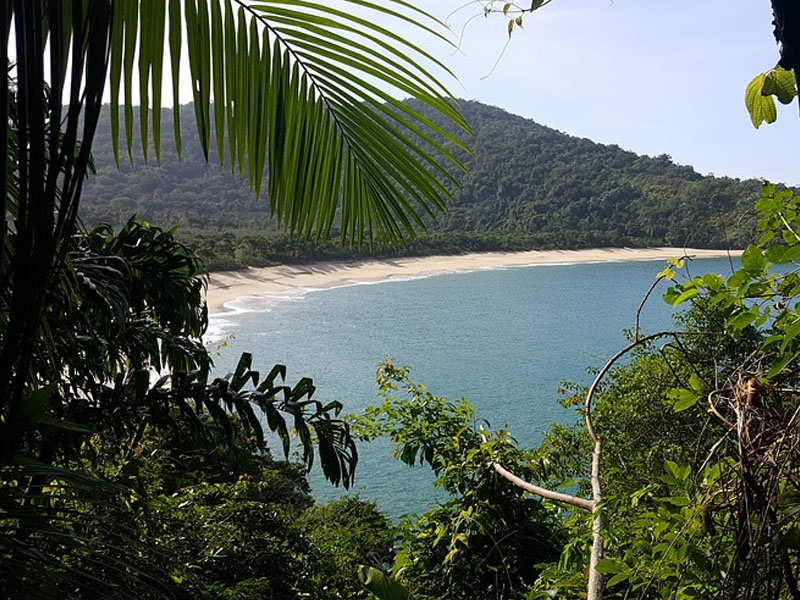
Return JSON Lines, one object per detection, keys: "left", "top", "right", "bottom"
{"left": 206, "top": 247, "right": 741, "bottom": 314}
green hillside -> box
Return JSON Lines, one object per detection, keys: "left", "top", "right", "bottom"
{"left": 81, "top": 100, "right": 764, "bottom": 269}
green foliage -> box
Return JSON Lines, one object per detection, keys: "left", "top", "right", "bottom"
{"left": 353, "top": 362, "right": 565, "bottom": 600}
{"left": 745, "top": 66, "right": 798, "bottom": 128}
{"left": 301, "top": 497, "right": 396, "bottom": 599}
{"left": 0, "top": 222, "right": 359, "bottom": 596}
{"left": 141, "top": 458, "right": 321, "bottom": 599}
{"left": 3, "top": 2, "right": 468, "bottom": 595}
{"left": 68, "top": 421, "right": 395, "bottom": 600}
{"left": 105, "top": 0, "right": 469, "bottom": 245}
{"left": 533, "top": 182, "right": 800, "bottom": 599}
{"left": 80, "top": 100, "right": 765, "bottom": 270}
{"left": 541, "top": 463, "right": 729, "bottom": 599}
{"left": 359, "top": 566, "right": 415, "bottom": 600}
{"left": 666, "top": 183, "right": 800, "bottom": 379}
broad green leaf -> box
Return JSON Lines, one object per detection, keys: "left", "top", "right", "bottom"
{"left": 745, "top": 73, "right": 777, "bottom": 128}
{"left": 729, "top": 309, "right": 758, "bottom": 330}
{"left": 764, "top": 333, "right": 785, "bottom": 349}
{"left": 663, "top": 496, "right": 690, "bottom": 506}
{"left": 607, "top": 571, "right": 631, "bottom": 587}
{"left": 671, "top": 287, "right": 698, "bottom": 306}
{"left": 664, "top": 460, "right": 689, "bottom": 481}
{"left": 768, "top": 350, "right": 799, "bottom": 378}
{"left": 781, "top": 244, "right": 800, "bottom": 263}
{"left": 779, "top": 318, "right": 800, "bottom": 352}
{"left": 765, "top": 244, "right": 786, "bottom": 263}
{"left": 676, "top": 463, "right": 691, "bottom": 481}
{"left": 670, "top": 388, "right": 698, "bottom": 412}
{"left": 595, "top": 558, "right": 627, "bottom": 575}
{"left": 702, "top": 272, "right": 723, "bottom": 287}
{"left": 741, "top": 244, "right": 765, "bottom": 274}
{"left": 688, "top": 373, "right": 703, "bottom": 392}
{"left": 763, "top": 66, "right": 798, "bottom": 104}
{"left": 662, "top": 287, "right": 680, "bottom": 305}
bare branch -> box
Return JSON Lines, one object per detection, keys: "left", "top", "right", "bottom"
{"left": 587, "top": 437, "right": 603, "bottom": 600}
{"left": 490, "top": 460, "right": 595, "bottom": 510}
{"left": 634, "top": 275, "right": 664, "bottom": 341}
{"left": 582, "top": 330, "right": 696, "bottom": 600}
{"left": 634, "top": 254, "right": 695, "bottom": 341}
{"left": 585, "top": 331, "right": 687, "bottom": 445}
{"left": 479, "top": 428, "right": 594, "bottom": 509}
{"left": 708, "top": 388, "right": 736, "bottom": 430}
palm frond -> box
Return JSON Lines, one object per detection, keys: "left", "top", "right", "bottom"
{"left": 109, "top": 0, "right": 470, "bottom": 246}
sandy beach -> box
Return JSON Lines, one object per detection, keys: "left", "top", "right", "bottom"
{"left": 206, "top": 247, "right": 741, "bottom": 314}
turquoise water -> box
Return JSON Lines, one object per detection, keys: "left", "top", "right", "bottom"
{"left": 207, "top": 256, "right": 737, "bottom": 517}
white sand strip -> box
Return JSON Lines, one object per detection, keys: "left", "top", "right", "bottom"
{"left": 206, "top": 247, "right": 742, "bottom": 315}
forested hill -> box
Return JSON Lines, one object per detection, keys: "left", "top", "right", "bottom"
{"left": 417, "top": 100, "right": 759, "bottom": 246}
{"left": 81, "top": 100, "right": 764, "bottom": 269}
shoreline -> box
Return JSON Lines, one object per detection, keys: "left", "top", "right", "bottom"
{"left": 206, "top": 247, "right": 742, "bottom": 315}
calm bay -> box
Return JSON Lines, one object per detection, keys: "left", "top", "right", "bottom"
{"left": 208, "top": 256, "right": 737, "bottom": 518}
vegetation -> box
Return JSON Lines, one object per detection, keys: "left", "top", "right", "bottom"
{"left": 346, "top": 6, "right": 800, "bottom": 599}
{"left": 4, "top": 0, "right": 800, "bottom": 599}
{"left": 354, "top": 183, "right": 800, "bottom": 600}
{"left": 0, "top": 0, "right": 466, "bottom": 597}
{"left": 80, "top": 100, "right": 765, "bottom": 270}
{"left": 353, "top": 363, "right": 566, "bottom": 600}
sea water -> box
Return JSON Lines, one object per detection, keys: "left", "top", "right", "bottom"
{"left": 206, "top": 256, "right": 738, "bottom": 518}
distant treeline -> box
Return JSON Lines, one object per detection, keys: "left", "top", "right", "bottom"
{"left": 81, "top": 100, "right": 765, "bottom": 271}
{"left": 183, "top": 229, "right": 694, "bottom": 271}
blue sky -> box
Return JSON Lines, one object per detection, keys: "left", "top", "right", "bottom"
{"left": 95, "top": 1, "right": 796, "bottom": 185}
{"left": 414, "top": 0, "right": 798, "bottom": 184}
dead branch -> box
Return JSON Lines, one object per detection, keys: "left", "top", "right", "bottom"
{"left": 491, "top": 459, "right": 594, "bottom": 510}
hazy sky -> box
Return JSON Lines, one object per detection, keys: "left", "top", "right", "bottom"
{"left": 411, "top": 1, "right": 798, "bottom": 184}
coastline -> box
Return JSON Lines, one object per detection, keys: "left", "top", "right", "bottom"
{"left": 206, "top": 247, "right": 742, "bottom": 315}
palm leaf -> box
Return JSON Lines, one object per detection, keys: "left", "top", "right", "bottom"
{"left": 109, "top": 0, "right": 470, "bottom": 246}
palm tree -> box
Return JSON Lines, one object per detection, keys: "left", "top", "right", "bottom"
{"left": 0, "top": 0, "right": 467, "bottom": 456}
{"left": 0, "top": 1, "right": 468, "bottom": 595}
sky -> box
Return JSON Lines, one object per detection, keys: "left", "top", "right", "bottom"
{"left": 400, "top": 0, "right": 798, "bottom": 185}
{"left": 88, "top": 0, "right": 796, "bottom": 185}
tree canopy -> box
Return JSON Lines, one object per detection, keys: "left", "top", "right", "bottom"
{"left": 81, "top": 100, "right": 765, "bottom": 271}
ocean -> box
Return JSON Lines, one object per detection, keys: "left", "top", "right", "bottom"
{"left": 206, "top": 256, "right": 737, "bottom": 518}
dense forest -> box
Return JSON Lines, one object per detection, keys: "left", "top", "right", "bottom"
{"left": 5, "top": 2, "right": 800, "bottom": 600}
{"left": 81, "top": 101, "right": 764, "bottom": 270}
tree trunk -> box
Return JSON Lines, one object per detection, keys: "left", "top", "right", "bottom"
{"left": 771, "top": 0, "right": 800, "bottom": 109}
